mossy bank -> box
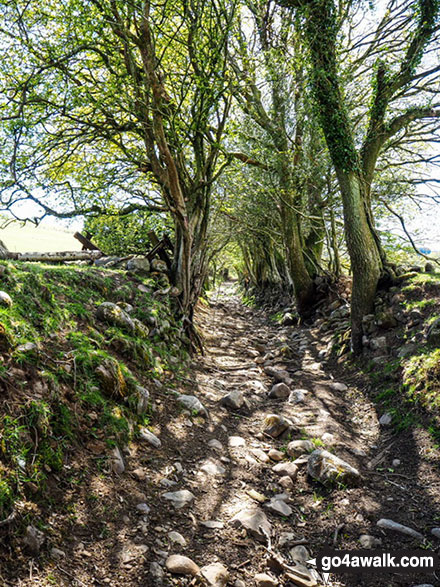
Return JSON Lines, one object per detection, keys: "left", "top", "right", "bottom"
{"left": 0, "top": 261, "right": 189, "bottom": 528}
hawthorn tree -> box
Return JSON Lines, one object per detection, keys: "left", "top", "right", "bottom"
{"left": 0, "top": 0, "right": 236, "bottom": 332}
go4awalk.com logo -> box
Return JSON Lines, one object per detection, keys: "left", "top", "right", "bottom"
{"left": 307, "top": 549, "right": 439, "bottom": 584}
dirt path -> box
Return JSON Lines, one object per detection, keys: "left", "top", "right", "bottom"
{"left": 4, "top": 283, "right": 440, "bottom": 586}
{"left": 161, "top": 284, "right": 440, "bottom": 587}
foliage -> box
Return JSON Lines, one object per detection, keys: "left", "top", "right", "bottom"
{"left": 84, "top": 210, "right": 172, "bottom": 256}
{"left": 0, "top": 0, "right": 439, "bottom": 330}
{"left": 0, "top": 0, "right": 237, "bottom": 316}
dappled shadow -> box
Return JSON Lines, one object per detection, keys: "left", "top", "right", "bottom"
{"left": 2, "top": 282, "right": 440, "bottom": 586}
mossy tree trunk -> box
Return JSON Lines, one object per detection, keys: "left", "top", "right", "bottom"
{"left": 278, "top": 0, "right": 382, "bottom": 352}
{"left": 278, "top": 0, "right": 439, "bottom": 353}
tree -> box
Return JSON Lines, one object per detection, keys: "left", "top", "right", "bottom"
{"left": 0, "top": 0, "right": 236, "bottom": 333}
{"left": 278, "top": 0, "right": 440, "bottom": 352}
{"left": 83, "top": 209, "right": 172, "bottom": 256}
{"left": 227, "top": 0, "right": 332, "bottom": 314}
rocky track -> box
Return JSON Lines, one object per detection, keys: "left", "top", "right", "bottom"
{"left": 4, "top": 283, "right": 440, "bottom": 587}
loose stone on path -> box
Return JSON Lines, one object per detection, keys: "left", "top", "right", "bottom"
{"left": 262, "top": 414, "right": 293, "bottom": 438}
{"left": 165, "top": 554, "right": 200, "bottom": 576}
{"left": 200, "top": 562, "right": 230, "bottom": 586}
{"left": 229, "top": 507, "right": 272, "bottom": 541}
{"left": 162, "top": 489, "right": 195, "bottom": 509}
{"left": 307, "top": 449, "right": 361, "bottom": 486}
{"left": 264, "top": 495, "right": 293, "bottom": 516}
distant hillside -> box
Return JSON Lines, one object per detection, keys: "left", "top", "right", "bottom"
{"left": 0, "top": 222, "right": 82, "bottom": 253}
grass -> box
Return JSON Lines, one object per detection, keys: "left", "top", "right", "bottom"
{"left": 311, "top": 437, "right": 325, "bottom": 448}
{"left": 403, "top": 348, "right": 440, "bottom": 411}
{"left": 401, "top": 270, "right": 440, "bottom": 289}
{"left": 364, "top": 268, "right": 440, "bottom": 441}
{"left": 0, "top": 221, "right": 81, "bottom": 253}
{"left": 0, "top": 260, "right": 189, "bottom": 521}
{"left": 403, "top": 298, "right": 437, "bottom": 311}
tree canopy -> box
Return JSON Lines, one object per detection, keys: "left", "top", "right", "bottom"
{"left": 1, "top": 0, "right": 440, "bottom": 351}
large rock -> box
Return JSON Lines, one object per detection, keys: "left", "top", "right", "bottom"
{"left": 208, "top": 439, "right": 223, "bottom": 451}
{"left": 94, "top": 256, "right": 124, "bottom": 268}
{"left": 162, "top": 490, "right": 195, "bottom": 509}
{"left": 281, "top": 312, "right": 299, "bottom": 326}
{"left": 132, "top": 318, "right": 150, "bottom": 338}
{"left": 228, "top": 436, "right": 246, "bottom": 447}
{"left": 50, "top": 547, "right": 66, "bottom": 559}
{"left": 408, "top": 308, "right": 423, "bottom": 324}
{"left": 359, "top": 534, "right": 382, "bottom": 548}
{"left": 272, "top": 461, "right": 298, "bottom": 481}
{"left": 379, "top": 412, "right": 392, "bottom": 426}
{"left": 288, "top": 389, "right": 307, "bottom": 404}
{"left": 136, "top": 386, "right": 150, "bottom": 415}
{"left": 95, "top": 359, "right": 127, "bottom": 398}
{"left": 307, "top": 449, "right": 361, "bottom": 486}
{"left": 268, "top": 382, "right": 290, "bottom": 399}
{"left": 427, "top": 318, "right": 440, "bottom": 346}
{"left": 254, "top": 573, "right": 278, "bottom": 587}
{"left": 220, "top": 390, "right": 245, "bottom": 410}
{"left": 126, "top": 256, "right": 150, "bottom": 273}
{"left": 264, "top": 366, "right": 291, "bottom": 384}
{"left": 289, "top": 544, "right": 310, "bottom": 563}
{"left": 139, "top": 427, "right": 161, "bottom": 448}
{"left": 376, "top": 519, "right": 424, "bottom": 541}
{"left": 376, "top": 311, "right": 397, "bottom": 330}
{"left": 150, "top": 561, "right": 165, "bottom": 584}
{"left": 262, "top": 414, "right": 293, "bottom": 438}
{"left": 165, "top": 555, "right": 200, "bottom": 576}
{"left": 330, "top": 306, "right": 350, "bottom": 319}
{"left": 229, "top": 507, "right": 272, "bottom": 541}
{"left": 199, "top": 458, "right": 226, "bottom": 477}
{"left": 111, "top": 446, "right": 125, "bottom": 474}
{"left": 168, "top": 531, "right": 187, "bottom": 546}
{"left": 151, "top": 258, "right": 168, "bottom": 272}
{"left": 362, "top": 314, "right": 376, "bottom": 334}
{"left": 0, "top": 240, "right": 9, "bottom": 260}
{"left": 264, "top": 495, "right": 292, "bottom": 516}
{"left": 431, "top": 528, "right": 440, "bottom": 539}
{"left": 200, "top": 562, "right": 229, "bottom": 586}
{"left": 96, "top": 302, "right": 135, "bottom": 332}
{"left": 286, "top": 440, "right": 314, "bottom": 458}
{"left": 0, "top": 291, "right": 12, "bottom": 307}
{"left": 176, "top": 394, "right": 208, "bottom": 417}
{"left": 23, "top": 525, "right": 44, "bottom": 555}
{"left": 251, "top": 448, "right": 270, "bottom": 463}
{"left": 268, "top": 449, "right": 284, "bottom": 461}
{"left": 397, "top": 344, "right": 417, "bottom": 358}
{"left": 370, "top": 336, "right": 387, "bottom": 351}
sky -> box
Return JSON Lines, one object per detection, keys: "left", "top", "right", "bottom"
{"left": 396, "top": 201, "right": 440, "bottom": 250}
{"left": 1, "top": 0, "right": 439, "bottom": 253}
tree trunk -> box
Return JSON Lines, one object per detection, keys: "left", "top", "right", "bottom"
{"left": 304, "top": 211, "right": 325, "bottom": 278}
{"left": 336, "top": 171, "right": 382, "bottom": 353}
{"left": 329, "top": 207, "right": 341, "bottom": 277}
{"left": 281, "top": 202, "right": 316, "bottom": 316}
{"left": 288, "top": 0, "right": 383, "bottom": 352}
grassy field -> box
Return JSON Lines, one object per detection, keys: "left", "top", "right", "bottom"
{"left": 0, "top": 222, "right": 82, "bottom": 252}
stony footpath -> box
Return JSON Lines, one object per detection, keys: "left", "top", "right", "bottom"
{"left": 6, "top": 283, "right": 440, "bottom": 586}
{"left": 134, "top": 285, "right": 439, "bottom": 587}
